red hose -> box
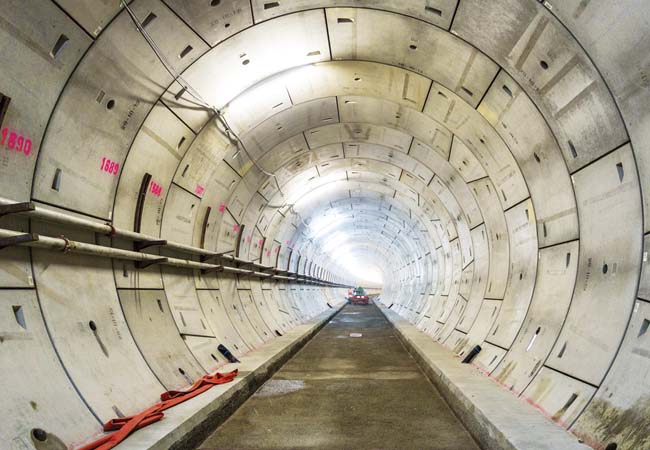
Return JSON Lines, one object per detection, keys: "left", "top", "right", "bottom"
{"left": 78, "top": 369, "right": 238, "bottom": 450}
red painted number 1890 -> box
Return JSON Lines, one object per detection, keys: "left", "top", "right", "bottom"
{"left": 1, "top": 128, "right": 32, "bottom": 155}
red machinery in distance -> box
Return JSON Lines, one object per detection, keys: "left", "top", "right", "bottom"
{"left": 347, "top": 287, "right": 370, "bottom": 305}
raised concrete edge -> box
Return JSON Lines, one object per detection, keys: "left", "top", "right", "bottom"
{"left": 379, "top": 305, "right": 592, "bottom": 450}
{"left": 113, "top": 303, "right": 344, "bottom": 450}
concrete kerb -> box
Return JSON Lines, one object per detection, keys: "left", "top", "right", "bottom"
{"left": 379, "top": 305, "right": 591, "bottom": 450}
{"left": 114, "top": 303, "right": 344, "bottom": 450}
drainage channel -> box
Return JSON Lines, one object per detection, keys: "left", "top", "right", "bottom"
{"left": 197, "top": 302, "right": 481, "bottom": 450}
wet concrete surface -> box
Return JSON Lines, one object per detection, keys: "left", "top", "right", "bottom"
{"left": 198, "top": 303, "right": 481, "bottom": 450}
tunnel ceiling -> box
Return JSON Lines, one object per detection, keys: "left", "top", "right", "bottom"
{"left": 2, "top": 0, "right": 650, "bottom": 449}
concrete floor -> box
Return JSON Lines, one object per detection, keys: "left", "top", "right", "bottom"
{"left": 198, "top": 303, "right": 481, "bottom": 450}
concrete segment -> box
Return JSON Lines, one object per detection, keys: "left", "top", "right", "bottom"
{"left": 199, "top": 303, "right": 480, "bottom": 450}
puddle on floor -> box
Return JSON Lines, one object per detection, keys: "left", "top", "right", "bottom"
{"left": 337, "top": 317, "right": 363, "bottom": 323}
{"left": 253, "top": 379, "right": 305, "bottom": 397}
{"left": 336, "top": 333, "right": 363, "bottom": 338}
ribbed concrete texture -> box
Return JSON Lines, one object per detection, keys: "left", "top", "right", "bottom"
{"left": 3, "top": 2, "right": 650, "bottom": 449}
{"left": 199, "top": 303, "right": 479, "bottom": 450}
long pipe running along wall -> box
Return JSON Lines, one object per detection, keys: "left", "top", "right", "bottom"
{"left": 0, "top": 1, "right": 649, "bottom": 449}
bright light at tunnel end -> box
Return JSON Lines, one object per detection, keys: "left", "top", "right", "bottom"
{"left": 337, "top": 251, "right": 384, "bottom": 287}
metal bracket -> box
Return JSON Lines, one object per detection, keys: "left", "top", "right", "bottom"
{"left": 201, "top": 265, "right": 224, "bottom": 275}
{"left": 134, "top": 239, "right": 167, "bottom": 251}
{"left": 0, "top": 202, "right": 35, "bottom": 218}
{"left": 135, "top": 257, "right": 167, "bottom": 269}
{"left": 0, "top": 233, "right": 39, "bottom": 250}
{"left": 200, "top": 250, "right": 233, "bottom": 263}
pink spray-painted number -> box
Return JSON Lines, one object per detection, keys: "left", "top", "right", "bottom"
{"left": 100, "top": 157, "right": 120, "bottom": 175}
{"left": 232, "top": 224, "right": 240, "bottom": 232}
{"left": 149, "top": 180, "right": 163, "bottom": 197}
{"left": 195, "top": 185, "right": 205, "bottom": 195}
{"left": 258, "top": 239, "right": 264, "bottom": 247}
{"left": 1, "top": 128, "right": 33, "bottom": 156}
{"left": 266, "top": 250, "right": 271, "bottom": 257}
{"left": 246, "top": 235, "right": 252, "bottom": 243}
{"left": 218, "top": 203, "right": 226, "bottom": 213}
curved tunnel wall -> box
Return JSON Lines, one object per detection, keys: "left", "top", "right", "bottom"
{"left": 1, "top": 1, "right": 649, "bottom": 449}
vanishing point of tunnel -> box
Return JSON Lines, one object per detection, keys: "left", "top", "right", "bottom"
{"left": 1, "top": 1, "right": 649, "bottom": 450}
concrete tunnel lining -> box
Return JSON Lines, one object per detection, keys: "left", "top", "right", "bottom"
{"left": 1, "top": 0, "right": 650, "bottom": 449}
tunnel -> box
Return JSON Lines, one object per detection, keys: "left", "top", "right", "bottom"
{"left": 1, "top": 1, "right": 649, "bottom": 449}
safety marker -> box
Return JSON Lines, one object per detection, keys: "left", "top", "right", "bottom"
{"left": 350, "top": 333, "right": 363, "bottom": 337}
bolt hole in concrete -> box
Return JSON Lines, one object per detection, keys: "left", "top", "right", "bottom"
{"left": 31, "top": 427, "right": 66, "bottom": 448}
{"left": 12, "top": 305, "right": 26, "bottom": 329}
{"left": 31, "top": 428, "right": 47, "bottom": 442}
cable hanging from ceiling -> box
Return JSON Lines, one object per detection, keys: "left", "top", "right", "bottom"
{"left": 119, "top": 0, "right": 311, "bottom": 230}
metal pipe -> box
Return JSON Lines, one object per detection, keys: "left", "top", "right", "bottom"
{"left": 0, "top": 197, "right": 343, "bottom": 284}
{"left": 0, "top": 198, "right": 269, "bottom": 272}
{"left": 0, "top": 228, "right": 211, "bottom": 270}
{"left": 0, "top": 227, "right": 344, "bottom": 286}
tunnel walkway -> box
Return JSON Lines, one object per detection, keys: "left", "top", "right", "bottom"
{"left": 198, "top": 303, "right": 480, "bottom": 450}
